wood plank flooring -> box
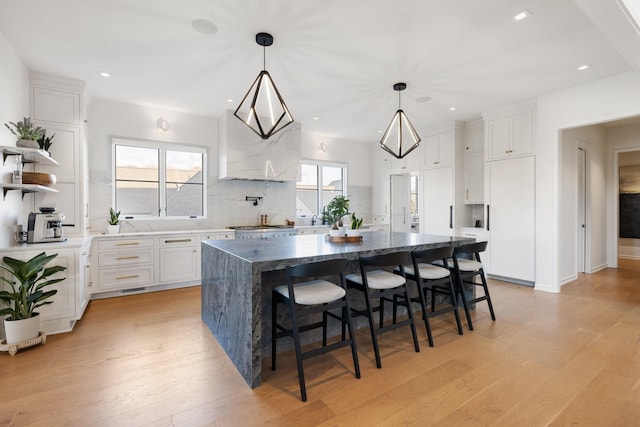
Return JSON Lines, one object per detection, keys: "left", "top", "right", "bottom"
{"left": 2, "top": 259, "right": 640, "bottom": 426}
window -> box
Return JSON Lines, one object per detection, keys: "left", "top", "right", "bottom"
{"left": 113, "top": 138, "right": 206, "bottom": 219}
{"left": 296, "top": 161, "right": 347, "bottom": 217}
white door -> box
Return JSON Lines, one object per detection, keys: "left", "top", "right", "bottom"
{"left": 486, "top": 156, "right": 535, "bottom": 281}
{"left": 422, "top": 168, "right": 454, "bottom": 236}
{"left": 577, "top": 147, "right": 586, "bottom": 273}
{"left": 390, "top": 174, "right": 411, "bottom": 232}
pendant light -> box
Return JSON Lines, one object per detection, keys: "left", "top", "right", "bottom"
{"left": 379, "top": 82, "right": 421, "bottom": 159}
{"left": 234, "top": 32, "right": 294, "bottom": 140}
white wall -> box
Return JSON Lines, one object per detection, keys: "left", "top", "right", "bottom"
{"left": 88, "top": 98, "right": 373, "bottom": 232}
{"left": 608, "top": 125, "right": 640, "bottom": 259}
{"left": 0, "top": 32, "right": 29, "bottom": 247}
{"left": 537, "top": 71, "right": 640, "bottom": 292}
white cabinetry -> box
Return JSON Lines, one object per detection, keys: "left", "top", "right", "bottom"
{"left": 30, "top": 73, "right": 88, "bottom": 237}
{"left": 296, "top": 227, "right": 330, "bottom": 235}
{"left": 485, "top": 107, "right": 534, "bottom": 161}
{"left": 424, "top": 131, "right": 454, "bottom": 169}
{"left": 464, "top": 121, "right": 484, "bottom": 204}
{"left": 421, "top": 168, "right": 454, "bottom": 236}
{"left": 159, "top": 235, "right": 198, "bottom": 284}
{"left": 372, "top": 147, "right": 391, "bottom": 223}
{"left": 0, "top": 247, "right": 80, "bottom": 335}
{"left": 95, "top": 237, "right": 156, "bottom": 292}
{"left": 485, "top": 156, "right": 535, "bottom": 282}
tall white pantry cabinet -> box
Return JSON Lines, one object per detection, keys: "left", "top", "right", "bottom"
{"left": 483, "top": 103, "right": 536, "bottom": 283}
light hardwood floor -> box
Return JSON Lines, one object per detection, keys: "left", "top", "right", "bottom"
{"left": 2, "top": 260, "right": 640, "bottom": 426}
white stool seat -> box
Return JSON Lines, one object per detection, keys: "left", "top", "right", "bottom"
{"left": 274, "top": 279, "right": 346, "bottom": 305}
{"left": 346, "top": 270, "right": 406, "bottom": 290}
{"left": 398, "top": 264, "right": 450, "bottom": 280}
{"left": 439, "top": 258, "right": 483, "bottom": 272}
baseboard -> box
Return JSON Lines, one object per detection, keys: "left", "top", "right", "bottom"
{"left": 90, "top": 281, "right": 201, "bottom": 300}
{"left": 559, "top": 274, "right": 578, "bottom": 286}
{"left": 590, "top": 263, "right": 608, "bottom": 273}
{"left": 619, "top": 255, "right": 640, "bottom": 260}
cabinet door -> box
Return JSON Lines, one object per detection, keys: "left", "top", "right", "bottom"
{"left": 390, "top": 174, "right": 411, "bottom": 232}
{"left": 465, "top": 127, "right": 484, "bottom": 152}
{"left": 424, "top": 135, "right": 439, "bottom": 168}
{"left": 159, "top": 237, "right": 198, "bottom": 284}
{"left": 421, "top": 168, "right": 454, "bottom": 236}
{"left": 436, "top": 131, "right": 454, "bottom": 167}
{"left": 32, "top": 87, "right": 81, "bottom": 125}
{"left": 465, "top": 150, "right": 484, "bottom": 204}
{"left": 486, "top": 156, "right": 534, "bottom": 281}
{"left": 372, "top": 148, "right": 391, "bottom": 219}
{"left": 487, "top": 117, "right": 510, "bottom": 160}
{"left": 510, "top": 111, "right": 534, "bottom": 156}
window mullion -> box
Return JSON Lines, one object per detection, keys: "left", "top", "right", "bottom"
{"left": 159, "top": 149, "right": 166, "bottom": 217}
{"left": 317, "top": 165, "right": 323, "bottom": 216}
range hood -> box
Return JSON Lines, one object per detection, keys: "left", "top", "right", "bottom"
{"left": 218, "top": 110, "right": 301, "bottom": 181}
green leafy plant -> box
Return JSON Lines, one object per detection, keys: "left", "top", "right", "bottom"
{"left": 325, "top": 195, "right": 350, "bottom": 229}
{"left": 108, "top": 207, "right": 121, "bottom": 225}
{"left": 4, "top": 117, "right": 44, "bottom": 141}
{"left": 38, "top": 131, "right": 56, "bottom": 152}
{"left": 0, "top": 252, "right": 66, "bottom": 320}
{"left": 350, "top": 213, "right": 363, "bottom": 230}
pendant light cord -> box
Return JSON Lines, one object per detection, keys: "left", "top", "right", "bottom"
{"left": 263, "top": 45, "right": 266, "bottom": 71}
{"left": 398, "top": 90, "right": 402, "bottom": 110}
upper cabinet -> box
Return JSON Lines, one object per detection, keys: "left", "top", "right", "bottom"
{"left": 484, "top": 104, "right": 535, "bottom": 161}
{"left": 464, "top": 120, "right": 484, "bottom": 204}
{"left": 424, "top": 130, "right": 454, "bottom": 169}
{"left": 218, "top": 110, "right": 301, "bottom": 181}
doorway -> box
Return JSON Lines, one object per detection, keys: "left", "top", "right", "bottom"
{"left": 577, "top": 147, "right": 586, "bottom": 273}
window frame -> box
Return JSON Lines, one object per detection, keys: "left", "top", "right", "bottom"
{"left": 296, "top": 159, "right": 348, "bottom": 218}
{"left": 112, "top": 137, "right": 207, "bottom": 220}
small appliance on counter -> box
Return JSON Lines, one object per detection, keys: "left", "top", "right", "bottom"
{"left": 27, "top": 207, "right": 67, "bottom": 243}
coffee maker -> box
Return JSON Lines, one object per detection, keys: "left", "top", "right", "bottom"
{"left": 27, "top": 212, "right": 66, "bottom": 243}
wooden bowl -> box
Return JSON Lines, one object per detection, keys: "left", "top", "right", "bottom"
{"left": 22, "top": 172, "right": 57, "bottom": 186}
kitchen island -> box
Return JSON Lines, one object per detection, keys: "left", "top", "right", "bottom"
{"left": 201, "top": 231, "right": 473, "bottom": 388}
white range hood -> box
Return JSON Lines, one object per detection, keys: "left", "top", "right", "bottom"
{"left": 218, "top": 110, "right": 301, "bottom": 182}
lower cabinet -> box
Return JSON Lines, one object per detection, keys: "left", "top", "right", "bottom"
{"left": 95, "top": 237, "right": 156, "bottom": 292}
{"left": 0, "top": 247, "right": 80, "bottom": 335}
{"left": 159, "top": 235, "right": 198, "bottom": 284}
{"left": 296, "top": 227, "right": 330, "bottom": 235}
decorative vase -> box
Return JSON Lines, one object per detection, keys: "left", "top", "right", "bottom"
{"left": 329, "top": 228, "right": 343, "bottom": 237}
{"left": 4, "top": 313, "right": 40, "bottom": 344}
{"left": 16, "top": 139, "right": 39, "bottom": 149}
{"left": 107, "top": 224, "right": 120, "bottom": 234}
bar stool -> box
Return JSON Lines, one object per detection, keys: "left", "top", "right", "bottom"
{"left": 345, "top": 251, "right": 420, "bottom": 369}
{"left": 271, "top": 258, "right": 360, "bottom": 402}
{"left": 450, "top": 241, "right": 495, "bottom": 331}
{"left": 396, "top": 246, "right": 464, "bottom": 347}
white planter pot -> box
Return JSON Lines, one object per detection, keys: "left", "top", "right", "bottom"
{"left": 329, "top": 228, "right": 344, "bottom": 237}
{"left": 107, "top": 224, "right": 120, "bottom": 234}
{"left": 4, "top": 313, "right": 40, "bottom": 344}
{"left": 346, "top": 229, "right": 361, "bottom": 237}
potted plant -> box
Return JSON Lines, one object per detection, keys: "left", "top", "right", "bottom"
{"left": 0, "top": 252, "right": 66, "bottom": 344}
{"left": 4, "top": 117, "right": 44, "bottom": 149}
{"left": 107, "top": 207, "right": 121, "bottom": 234}
{"left": 325, "top": 195, "right": 350, "bottom": 237}
{"left": 37, "top": 131, "right": 56, "bottom": 154}
{"left": 347, "top": 213, "right": 364, "bottom": 237}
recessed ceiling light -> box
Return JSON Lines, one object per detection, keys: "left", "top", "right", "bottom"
{"left": 513, "top": 10, "right": 531, "bottom": 21}
{"left": 449, "top": 107, "right": 457, "bottom": 111}
{"left": 416, "top": 96, "right": 431, "bottom": 103}
{"left": 577, "top": 64, "right": 591, "bottom": 71}
{"left": 191, "top": 19, "right": 218, "bottom": 35}
{"left": 377, "top": 130, "right": 383, "bottom": 133}
{"left": 226, "top": 98, "right": 234, "bottom": 103}
{"left": 99, "top": 71, "right": 110, "bottom": 78}
{"left": 312, "top": 116, "right": 319, "bottom": 120}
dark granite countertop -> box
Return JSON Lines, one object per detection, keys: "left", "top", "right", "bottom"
{"left": 202, "top": 231, "right": 470, "bottom": 265}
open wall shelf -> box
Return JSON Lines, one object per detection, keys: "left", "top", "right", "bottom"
{"left": 1, "top": 145, "right": 60, "bottom": 166}
{"left": 0, "top": 183, "right": 59, "bottom": 200}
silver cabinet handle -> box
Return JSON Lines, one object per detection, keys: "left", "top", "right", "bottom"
{"left": 116, "top": 275, "right": 139, "bottom": 280}
{"left": 116, "top": 255, "right": 139, "bottom": 260}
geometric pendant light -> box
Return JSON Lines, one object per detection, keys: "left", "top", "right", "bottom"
{"left": 234, "top": 32, "right": 294, "bottom": 139}
{"left": 379, "top": 82, "right": 421, "bottom": 159}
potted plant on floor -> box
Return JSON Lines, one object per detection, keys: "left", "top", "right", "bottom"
{"left": 4, "top": 117, "right": 44, "bottom": 149}
{"left": 325, "top": 195, "right": 350, "bottom": 237}
{"left": 107, "top": 207, "right": 121, "bottom": 234}
{"left": 347, "top": 213, "right": 363, "bottom": 237}
{"left": 0, "top": 252, "right": 66, "bottom": 344}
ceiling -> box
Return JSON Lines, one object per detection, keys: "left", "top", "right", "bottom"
{"left": 0, "top": 0, "right": 638, "bottom": 142}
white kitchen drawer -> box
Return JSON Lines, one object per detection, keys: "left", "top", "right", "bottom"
{"left": 97, "top": 237, "right": 155, "bottom": 251}
{"left": 459, "top": 227, "right": 487, "bottom": 241}
{"left": 97, "top": 265, "right": 155, "bottom": 291}
{"left": 200, "top": 232, "right": 235, "bottom": 241}
{"left": 159, "top": 236, "right": 197, "bottom": 247}
{"left": 98, "top": 248, "right": 155, "bottom": 267}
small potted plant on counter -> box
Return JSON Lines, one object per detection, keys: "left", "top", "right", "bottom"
{"left": 38, "top": 130, "right": 56, "bottom": 155}
{"left": 4, "top": 117, "right": 44, "bottom": 149}
{"left": 326, "top": 195, "right": 350, "bottom": 237}
{"left": 107, "top": 207, "right": 121, "bottom": 234}
{"left": 0, "top": 252, "right": 66, "bottom": 345}
{"left": 347, "top": 213, "right": 363, "bottom": 237}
